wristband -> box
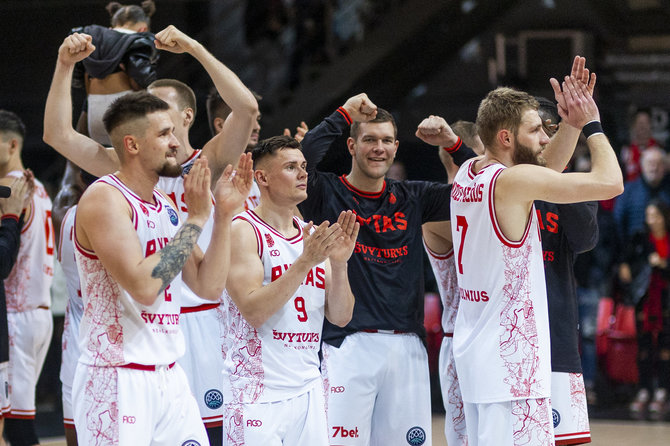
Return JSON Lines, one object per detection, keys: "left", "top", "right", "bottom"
{"left": 442, "top": 137, "right": 462, "bottom": 153}
{"left": 1, "top": 214, "right": 19, "bottom": 223}
{"left": 336, "top": 107, "right": 353, "bottom": 125}
{"left": 582, "top": 120, "right": 604, "bottom": 139}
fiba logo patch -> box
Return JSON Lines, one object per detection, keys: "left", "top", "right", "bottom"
{"left": 406, "top": 426, "right": 426, "bottom": 445}
{"left": 204, "top": 389, "right": 223, "bottom": 409}
{"left": 168, "top": 207, "right": 179, "bottom": 226}
{"left": 552, "top": 409, "right": 561, "bottom": 428}
{"left": 265, "top": 233, "right": 275, "bottom": 247}
{"left": 181, "top": 441, "right": 200, "bottom": 446}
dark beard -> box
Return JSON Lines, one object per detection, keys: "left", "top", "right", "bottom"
{"left": 513, "top": 141, "right": 546, "bottom": 166}
{"left": 158, "top": 162, "right": 183, "bottom": 178}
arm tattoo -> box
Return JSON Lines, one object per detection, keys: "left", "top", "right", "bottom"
{"left": 151, "top": 223, "right": 202, "bottom": 294}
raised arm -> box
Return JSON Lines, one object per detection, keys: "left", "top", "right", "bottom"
{"left": 226, "top": 219, "right": 344, "bottom": 329}
{"left": 154, "top": 25, "right": 259, "bottom": 181}
{"left": 76, "top": 159, "right": 213, "bottom": 306}
{"left": 542, "top": 56, "right": 597, "bottom": 172}
{"left": 415, "top": 115, "right": 478, "bottom": 180}
{"left": 499, "top": 76, "right": 623, "bottom": 209}
{"left": 181, "top": 153, "right": 254, "bottom": 300}
{"left": 301, "top": 93, "right": 377, "bottom": 174}
{"left": 43, "top": 33, "right": 120, "bottom": 177}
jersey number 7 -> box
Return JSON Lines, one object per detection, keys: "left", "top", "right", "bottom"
{"left": 455, "top": 215, "right": 468, "bottom": 274}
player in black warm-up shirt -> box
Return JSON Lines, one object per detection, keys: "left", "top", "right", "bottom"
{"left": 535, "top": 96, "right": 598, "bottom": 446}
{"left": 298, "top": 93, "right": 475, "bottom": 445}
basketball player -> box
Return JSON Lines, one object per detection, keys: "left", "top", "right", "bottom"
{"left": 0, "top": 172, "right": 34, "bottom": 446}
{"left": 56, "top": 168, "right": 96, "bottom": 446}
{"left": 297, "top": 92, "right": 481, "bottom": 446}
{"left": 449, "top": 70, "right": 622, "bottom": 445}
{"left": 222, "top": 135, "right": 358, "bottom": 445}
{"left": 0, "top": 110, "right": 55, "bottom": 446}
{"left": 72, "top": 89, "right": 252, "bottom": 444}
{"left": 205, "top": 87, "right": 308, "bottom": 212}
{"left": 44, "top": 27, "right": 258, "bottom": 444}
{"left": 535, "top": 97, "right": 597, "bottom": 445}
{"left": 416, "top": 114, "right": 474, "bottom": 446}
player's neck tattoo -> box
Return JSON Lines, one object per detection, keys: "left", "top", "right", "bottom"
{"left": 151, "top": 223, "right": 202, "bottom": 294}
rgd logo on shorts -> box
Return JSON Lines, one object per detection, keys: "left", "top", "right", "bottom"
{"left": 406, "top": 426, "right": 426, "bottom": 445}
{"left": 204, "top": 389, "right": 223, "bottom": 409}
{"left": 247, "top": 419, "right": 263, "bottom": 427}
{"left": 181, "top": 441, "right": 201, "bottom": 446}
{"left": 552, "top": 409, "right": 561, "bottom": 428}
{"left": 330, "top": 386, "right": 345, "bottom": 393}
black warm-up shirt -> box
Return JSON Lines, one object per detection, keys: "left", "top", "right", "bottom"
{"left": 536, "top": 200, "right": 598, "bottom": 373}
{"left": 299, "top": 107, "right": 475, "bottom": 347}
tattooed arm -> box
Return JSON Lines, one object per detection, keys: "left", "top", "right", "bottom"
{"left": 75, "top": 159, "right": 213, "bottom": 306}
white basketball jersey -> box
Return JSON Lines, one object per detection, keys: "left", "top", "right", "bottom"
{"left": 243, "top": 181, "right": 261, "bottom": 211}
{"left": 450, "top": 159, "right": 551, "bottom": 404}
{"left": 222, "top": 210, "right": 326, "bottom": 403}
{"left": 423, "top": 243, "right": 458, "bottom": 333}
{"left": 4, "top": 171, "right": 54, "bottom": 312}
{"left": 157, "top": 149, "right": 216, "bottom": 308}
{"left": 75, "top": 174, "right": 184, "bottom": 366}
{"left": 58, "top": 205, "right": 84, "bottom": 382}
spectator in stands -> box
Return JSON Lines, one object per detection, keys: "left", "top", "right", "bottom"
{"left": 620, "top": 109, "right": 663, "bottom": 182}
{"left": 620, "top": 199, "right": 670, "bottom": 420}
{"left": 614, "top": 146, "right": 670, "bottom": 245}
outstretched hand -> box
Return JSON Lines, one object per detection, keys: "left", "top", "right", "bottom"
{"left": 183, "top": 157, "right": 213, "bottom": 225}
{"left": 213, "top": 152, "right": 254, "bottom": 216}
{"left": 555, "top": 75, "right": 601, "bottom": 129}
{"left": 415, "top": 115, "right": 459, "bottom": 148}
{"left": 283, "top": 121, "right": 309, "bottom": 143}
{"left": 301, "top": 220, "right": 343, "bottom": 266}
{"left": 550, "top": 56, "right": 598, "bottom": 128}
{"left": 0, "top": 171, "right": 35, "bottom": 217}
{"left": 58, "top": 33, "right": 95, "bottom": 66}
{"left": 328, "top": 210, "right": 360, "bottom": 264}
{"left": 342, "top": 93, "right": 378, "bottom": 122}
{"left": 154, "top": 25, "right": 197, "bottom": 54}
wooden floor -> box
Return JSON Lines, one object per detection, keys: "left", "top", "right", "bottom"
{"left": 431, "top": 416, "right": 670, "bottom": 445}
{"left": 40, "top": 417, "right": 670, "bottom": 445}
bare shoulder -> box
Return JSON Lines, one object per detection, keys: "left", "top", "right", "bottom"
{"left": 77, "top": 182, "right": 131, "bottom": 223}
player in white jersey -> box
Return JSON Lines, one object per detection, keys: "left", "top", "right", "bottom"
{"left": 58, "top": 205, "right": 82, "bottom": 433}
{"left": 447, "top": 58, "right": 622, "bottom": 445}
{"left": 44, "top": 26, "right": 259, "bottom": 445}
{"left": 422, "top": 227, "right": 468, "bottom": 446}
{"left": 223, "top": 135, "right": 358, "bottom": 446}
{"left": 47, "top": 32, "right": 253, "bottom": 445}
{"left": 0, "top": 110, "right": 55, "bottom": 445}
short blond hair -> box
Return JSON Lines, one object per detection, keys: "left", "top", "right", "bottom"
{"left": 476, "top": 87, "right": 538, "bottom": 148}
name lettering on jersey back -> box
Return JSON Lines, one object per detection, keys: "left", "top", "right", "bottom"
{"left": 353, "top": 211, "right": 407, "bottom": 233}
{"left": 459, "top": 287, "right": 489, "bottom": 302}
{"left": 451, "top": 182, "right": 484, "bottom": 203}
{"left": 270, "top": 265, "right": 326, "bottom": 289}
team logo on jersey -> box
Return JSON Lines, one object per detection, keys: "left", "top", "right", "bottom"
{"left": 265, "top": 233, "right": 275, "bottom": 247}
{"left": 552, "top": 409, "right": 561, "bottom": 428}
{"left": 139, "top": 203, "right": 149, "bottom": 217}
{"left": 182, "top": 162, "right": 194, "bottom": 176}
{"left": 167, "top": 207, "right": 179, "bottom": 226}
{"left": 406, "top": 426, "right": 426, "bottom": 445}
{"left": 181, "top": 441, "right": 200, "bottom": 446}
{"left": 389, "top": 192, "right": 396, "bottom": 204}
{"left": 204, "top": 389, "right": 223, "bottom": 409}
